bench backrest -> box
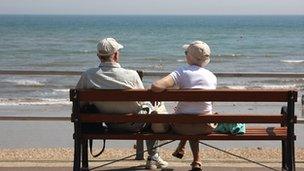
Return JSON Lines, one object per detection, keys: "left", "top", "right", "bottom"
{"left": 70, "top": 89, "right": 297, "bottom": 125}
{"left": 70, "top": 89, "right": 297, "bottom": 102}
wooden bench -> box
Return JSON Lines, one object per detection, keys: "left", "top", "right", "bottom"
{"left": 70, "top": 89, "right": 297, "bottom": 171}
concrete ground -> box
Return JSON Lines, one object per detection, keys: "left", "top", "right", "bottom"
{"left": 1, "top": 160, "right": 304, "bottom": 171}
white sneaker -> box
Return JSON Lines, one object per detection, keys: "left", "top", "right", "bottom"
{"left": 145, "top": 155, "right": 168, "bottom": 169}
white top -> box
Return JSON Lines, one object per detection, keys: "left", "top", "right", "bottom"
{"left": 169, "top": 65, "right": 217, "bottom": 114}
{"left": 76, "top": 62, "right": 148, "bottom": 114}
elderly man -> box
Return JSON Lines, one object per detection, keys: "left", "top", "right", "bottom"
{"left": 76, "top": 38, "right": 168, "bottom": 169}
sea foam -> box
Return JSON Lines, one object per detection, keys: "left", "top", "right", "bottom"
{"left": 223, "top": 86, "right": 247, "bottom": 89}
{"left": 260, "top": 84, "right": 297, "bottom": 89}
{"left": 0, "top": 98, "right": 70, "bottom": 106}
{"left": 4, "top": 79, "right": 45, "bottom": 86}
{"left": 281, "top": 60, "right": 304, "bottom": 63}
{"left": 53, "top": 89, "right": 70, "bottom": 93}
{"left": 221, "top": 84, "right": 297, "bottom": 90}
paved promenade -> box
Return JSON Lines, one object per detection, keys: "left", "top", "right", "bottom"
{"left": 1, "top": 164, "right": 304, "bottom": 171}
{"left": 1, "top": 147, "right": 304, "bottom": 171}
{"left": 1, "top": 158, "right": 304, "bottom": 171}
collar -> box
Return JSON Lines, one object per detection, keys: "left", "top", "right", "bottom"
{"left": 99, "top": 62, "right": 121, "bottom": 68}
{"left": 188, "top": 64, "right": 202, "bottom": 68}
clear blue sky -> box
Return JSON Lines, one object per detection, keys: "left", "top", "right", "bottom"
{"left": 1, "top": 0, "right": 304, "bottom": 15}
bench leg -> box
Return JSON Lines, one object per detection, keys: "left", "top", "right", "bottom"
{"left": 286, "top": 96, "right": 296, "bottom": 171}
{"left": 81, "top": 139, "right": 89, "bottom": 170}
{"left": 286, "top": 139, "right": 295, "bottom": 171}
{"left": 282, "top": 140, "right": 287, "bottom": 170}
{"left": 73, "top": 134, "right": 81, "bottom": 171}
{"left": 281, "top": 106, "right": 290, "bottom": 171}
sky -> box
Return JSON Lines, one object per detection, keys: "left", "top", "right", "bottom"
{"left": 0, "top": 0, "right": 304, "bottom": 15}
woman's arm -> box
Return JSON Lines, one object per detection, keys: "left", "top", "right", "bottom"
{"left": 151, "top": 75, "right": 175, "bottom": 92}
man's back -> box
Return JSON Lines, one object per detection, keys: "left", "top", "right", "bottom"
{"left": 76, "top": 62, "right": 144, "bottom": 114}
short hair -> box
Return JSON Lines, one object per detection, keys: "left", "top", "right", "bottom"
{"left": 97, "top": 54, "right": 112, "bottom": 62}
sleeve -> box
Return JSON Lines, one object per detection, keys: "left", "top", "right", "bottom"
{"left": 169, "top": 67, "right": 182, "bottom": 87}
{"left": 76, "top": 72, "right": 87, "bottom": 89}
{"left": 124, "top": 70, "right": 144, "bottom": 89}
{"left": 133, "top": 72, "right": 145, "bottom": 89}
{"left": 75, "top": 72, "right": 88, "bottom": 107}
{"left": 213, "top": 74, "right": 218, "bottom": 88}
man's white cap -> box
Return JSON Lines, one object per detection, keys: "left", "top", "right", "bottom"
{"left": 183, "top": 40, "right": 211, "bottom": 66}
{"left": 97, "top": 38, "right": 124, "bottom": 56}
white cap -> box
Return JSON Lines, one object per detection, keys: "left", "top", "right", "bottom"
{"left": 97, "top": 38, "right": 124, "bottom": 56}
{"left": 183, "top": 40, "right": 211, "bottom": 66}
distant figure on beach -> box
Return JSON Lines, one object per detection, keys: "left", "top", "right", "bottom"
{"left": 151, "top": 40, "right": 217, "bottom": 171}
{"left": 76, "top": 37, "right": 168, "bottom": 170}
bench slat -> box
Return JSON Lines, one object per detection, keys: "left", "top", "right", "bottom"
{"left": 77, "top": 114, "right": 286, "bottom": 123}
{"left": 74, "top": 89, "right": 296, "bottom": 102}
{"left": 82, "top": 127, "right": 288, "bottom": 141}
{"left": 83, "top": 134, "right": 287, "bottom": 140}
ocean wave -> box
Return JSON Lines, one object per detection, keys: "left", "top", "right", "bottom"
{"left": 144, "top": 57, "right": 163, "bottom": 61}
{"left": 0, "top": 98, "right": 70, "bottom": 106}
{"left": 78, "top": 50, "right": 94, "bottom": 54}
{"left": 3, "top": 79, "right": 45, "bottom": 87}
{"left": 281, "top": 60, "right": 304, "bottom": 63}
{"left": 220, "top": 84, "right": 297, "bottom": 90}
{"left": 260, "top": 84, "right": 297, "bottom": 89}
{"left": 53, "top": 89, "right": 70, "bottom": 93}
{"left": 48, "top": 49, "right": 95, "bottom": 55}
{"left": 222, "top": 86, "right": 247, "bottom": 89}
{"left": 177, "top": 59, "right": 186, "bottom": 62}
{"left": 214, "top": 54, "right": 242, "bottom": 58}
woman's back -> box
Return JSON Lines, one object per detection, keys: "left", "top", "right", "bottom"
{"left": 169, "top": 65, "right": 217, "bottom": 114}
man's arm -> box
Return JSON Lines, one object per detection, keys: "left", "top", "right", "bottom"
{"left": 75, "top": 73, "right": 88, "bottom": 107}
{"left": 151, "top": 75, "right": 175, "bottom": 92}
{"left": 76, "top": 72, "right": 87, "bottom": 89}
{"left": 136, "top": 70, "right": 143, "bottom": 81}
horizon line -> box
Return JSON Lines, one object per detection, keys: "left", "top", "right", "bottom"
{"left": 0, "top": 13, "right": 304, "bottom": 16}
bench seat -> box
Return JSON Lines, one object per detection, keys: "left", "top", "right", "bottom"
{"left": 82, "top": 127, "right": 288, "bottom": 140}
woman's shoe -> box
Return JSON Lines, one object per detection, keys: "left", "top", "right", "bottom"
{"left": 191, "top": 161, "right": 202, "bottom": 171}
{"left": 172, "top": 150, "right": 184, "bottom": 159}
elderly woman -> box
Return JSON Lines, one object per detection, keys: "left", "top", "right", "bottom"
{"left": 151, "top": 40, "right": 217, "bottom": 171}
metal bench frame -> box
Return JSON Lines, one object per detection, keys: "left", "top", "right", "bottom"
{"left": 70, "top": 89, "right": 297, "bottom": 171}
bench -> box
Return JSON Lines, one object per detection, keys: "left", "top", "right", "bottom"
{"left": 70, "top": 89, "right": 297, "bottom": 171}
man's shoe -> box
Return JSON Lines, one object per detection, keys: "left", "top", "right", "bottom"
{"left": 145, "top": 155, "right": 168, "bottom": 169}
{"left": 191, "top": 161, "right": 202, "bottom": 171}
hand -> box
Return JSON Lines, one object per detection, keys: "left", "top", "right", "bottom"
{"left": 150, "top": 75, "right": 174, "bottom": 92}
{"left": 150, "top": 83, "right": 166, "bottom": 92}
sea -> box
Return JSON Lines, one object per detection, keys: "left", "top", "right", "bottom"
{"left": 1, "top": 15, "right": 304, "bottom": 148}
{"left": 0, "top": 15, "right": 304, "bottom": 107}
